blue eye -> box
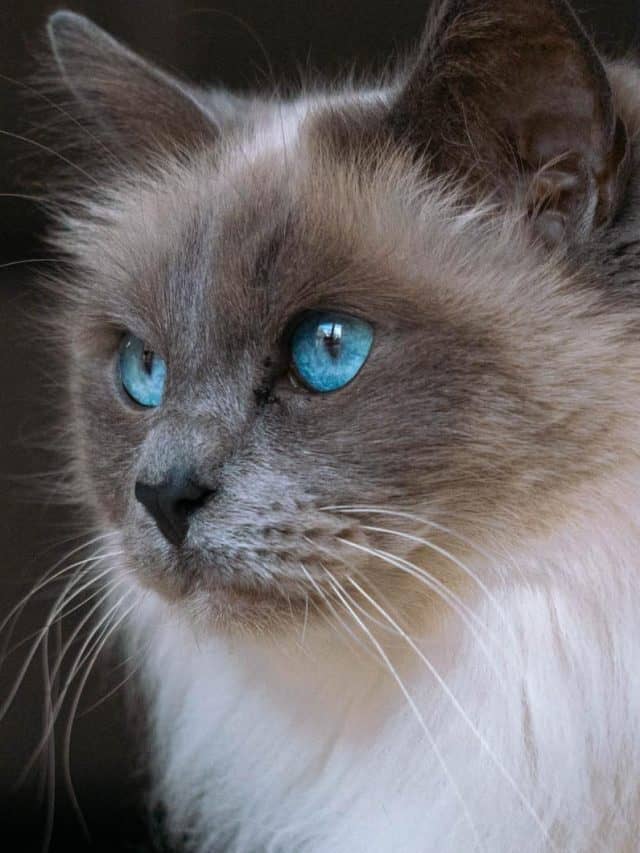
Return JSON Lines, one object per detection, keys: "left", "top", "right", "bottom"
{"left": 118, "top": 333, "right": 167, "bottom": 408}
{"left": 290, "top": 311, "right": 374, "bottom": 393}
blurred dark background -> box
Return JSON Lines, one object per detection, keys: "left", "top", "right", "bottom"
{"left": 0, "top": 1, "right": 638, "bottom": 850}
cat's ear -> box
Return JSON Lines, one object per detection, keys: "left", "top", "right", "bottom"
{"left": 388, "top": 0, "right": 630, "bottom": 245}
{"left": 47, "top": 11, "right": 218, "bottom": 166}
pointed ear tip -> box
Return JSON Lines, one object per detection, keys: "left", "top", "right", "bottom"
{"left": 47, "top": 10, "right": 97, "bottom": 45}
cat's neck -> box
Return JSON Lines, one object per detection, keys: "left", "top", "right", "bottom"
{"left": 118, "top": 463, "right": 640, "bottom": 851}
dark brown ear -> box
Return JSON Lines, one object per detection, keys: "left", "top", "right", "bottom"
{"left": 387, "top": 0, "right": 630, "bottom": 245}
{"left": 47, "top": 11, "right": 218, "bottom": 166}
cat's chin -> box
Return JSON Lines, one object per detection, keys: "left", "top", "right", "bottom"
{"left": 129, "top": 561, "right": 309, "bottom": 634}
{"left": 181, "top": 586, "right": 309, "bottom": 635}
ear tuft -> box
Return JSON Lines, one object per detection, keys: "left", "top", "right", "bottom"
{"left": 47, "top": 10, "right": 217, "bottom": 166}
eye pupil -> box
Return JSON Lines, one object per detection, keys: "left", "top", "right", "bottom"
{"left": 142, "top": 348, "right": 154, "bottom": 374}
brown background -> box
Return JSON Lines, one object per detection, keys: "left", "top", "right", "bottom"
{"left": 0, "top": 1, "right": 637, "bottom": 850}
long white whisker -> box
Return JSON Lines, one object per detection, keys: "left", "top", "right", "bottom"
{"left": 27, "top": 589, "right": 134, "bottom": 839}
{"left": 15, "top": 577, "right": 129, "bottom": 787}
{"left": 347, "top": 575, "right": 554, "bottom": 848}
{"left": 0, "top": 571, "right": 85, "bottom": 727}
{"left": 299, "top": 564, "right": 379, "bottom": 661}
{"left": 312, "top": 534, "right": 496, "bottom": 652}
{"left": 364, "top": 523, "right": 508, "bottom": 604}
{"left": 330, "top": 512, "right": 517, "bottom": 642}
{"left": 3, "top": 565, "right": 125, "bottom": 663}
{"left": 323, "top": 505, "right": 503, "bottom": 567}
{"left": 300, "top": 593, "right": 309, "bottom": 647}
{"left": 0, "top": 533, "right": 119, "bottom": 676}
{"left": 0, "top": 551, "right": 123, "bottom": 726}
{"left": 0, "top": 71, "right": 126, "bottom": 172}
{"left": 321, "top": 566, "right": 484, "bottom": 852}
{"left": 0, "top": 191, "right": 50, "bottom": 203}
{"left": 58, "top": 591, "right": 134, "bottom": 712}
{"left": 40, "top": 620, "right": 60, "bottom": 853}
{"left": 0, "top": 564, "right": 77, "bottom": 674}
{"left": 0, "top": 531, "right": 119, "bottom": 640}
{"left": 331, "top": 569, "right": 407, "bottom": 640}
{"left": 47, "top": 571, "right": 127, "bottom": 688}
{"left": 0, "top": 257, "right": 59, "bottom": 271}
{"left": 78, "top": 637, "right": 150, "bottom": 718}
{"left": 0, "top": 128, "right": 100, "bottom": 184}
{"left": 62, "top": 596, "right": 137, "bottom": 831}
{"left": 337, "top": 536, "right": 513, "bottom": 690}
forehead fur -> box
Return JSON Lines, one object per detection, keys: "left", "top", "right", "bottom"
{"left": 58, "top": 98, "right": 640, "bottom": 361}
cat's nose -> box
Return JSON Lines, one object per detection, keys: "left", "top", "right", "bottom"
{"left": 134, "top": 468, "right": 214, "bottom": 547}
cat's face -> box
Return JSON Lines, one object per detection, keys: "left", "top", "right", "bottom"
{"left": 48, "top": 2, "right": 639, "bottom": 633}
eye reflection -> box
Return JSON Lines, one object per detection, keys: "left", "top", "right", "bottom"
{"left": 317, "top": 321, "right": 343, "bottom": 360}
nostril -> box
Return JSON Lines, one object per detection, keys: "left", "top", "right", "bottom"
{"left": 134, "top": 469, "right": 215, "bottom": 547}
{"left": 173, "top": 487, "right": 214, "bottom": 526}
{"left": 176, "top": 480, "right": 214, "bottom": 511}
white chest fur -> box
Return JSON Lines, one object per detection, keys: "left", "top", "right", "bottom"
{"left": 125, "top": 489, "right": 640, "bottom": 852}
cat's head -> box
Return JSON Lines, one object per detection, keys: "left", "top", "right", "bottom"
{"left": 45, "top": 1, "right": 640, "bottom": 634}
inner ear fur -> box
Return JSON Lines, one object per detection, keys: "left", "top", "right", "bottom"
{"left": 387, "top": 0, "right": 630, "bottom": 245}
{"left": 47, "top": 11, "right": 218, "bottom": 167}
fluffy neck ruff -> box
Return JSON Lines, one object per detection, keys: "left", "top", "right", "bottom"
{"left": 121, "top": 472, "right": 640, "bottom": 853}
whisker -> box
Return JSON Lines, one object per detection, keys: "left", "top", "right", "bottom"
{"left": 0, "top": 128, "right": 99, "bottom": 185}
{"left": 360, "top": 523, "right": 521, "bottom": 644}
{"left": 0, "top": 563, "right": 77, "bottom": 669}
{"left": 300, "top": 593, "right": 309, "bottom": 647}
{"left": 0, "top": 531, "right": 119, "bottom": 640}
{"left": 298, "top": 564, "right": 379, "bottom": 661}
{"left": 337, "top": 536, "right": 513, "bottom": 690}
{"left": 324, "top": 507, "right": 516, "bottom": 640}
{"left": 3, "top": 566, "right": 124, "bottom": 663}
{"left": 321, "top": 566, "right": 484, "bottom": 852}
{"left": 363, "top": 523, "right": 509, "bottom": 610}
{"left": 40, "top": 620, "right": 59, "bottom": 853}
{"left": 62, "top": 596, "right": 137, "bottom": 832}
{"left": 329, "top": 571, "right": 405, "bottom": 639}
{"left": 45, "top": 577, "right": 126, "bottom": 699}
{"left": 347, "top": 575, "right": 554, "bottom": 848}
{"left": 15, "top": 577, "right": 128, "bottom": 787}
{"left": 181, "top": 8, "right": 277, "bottom": 91}
{"left": 323, "top": 505, "right": 504, "bottom": 568}
{"left": 312, "top": 535, "right": 485, "bottom": 646}
{"left": 78, "top": 637, "right": 149, "bottom": 718}
{"left": 0, "top": 258, "right": 59, "bottom": 271}
{"left": 24, "top": 589, "right": 134, "bottom": 839}
{"left": 0, "top": 71, "right": 126, "bottom": 172}
{"left": 0, "top": 550, "right": 123, "bottom": 726}
{"left": 57, "top": 590, "right": 134, "bottom": 715}
{"left": 300, "top": 592, "right": 355, "bottom": 657}
{"left": 0, "top": 192, "right": 50, "bottom": 203}
{"left": 0, "top": 570, "right": 86, "bottom": 727}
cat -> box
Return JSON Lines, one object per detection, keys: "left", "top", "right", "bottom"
{"left": 38, "top": 0, "right": 640, "bottom": 850}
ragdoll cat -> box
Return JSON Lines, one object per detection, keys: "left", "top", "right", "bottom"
{"left": 39, "top": 0, "right": 640, "bottom": 849}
